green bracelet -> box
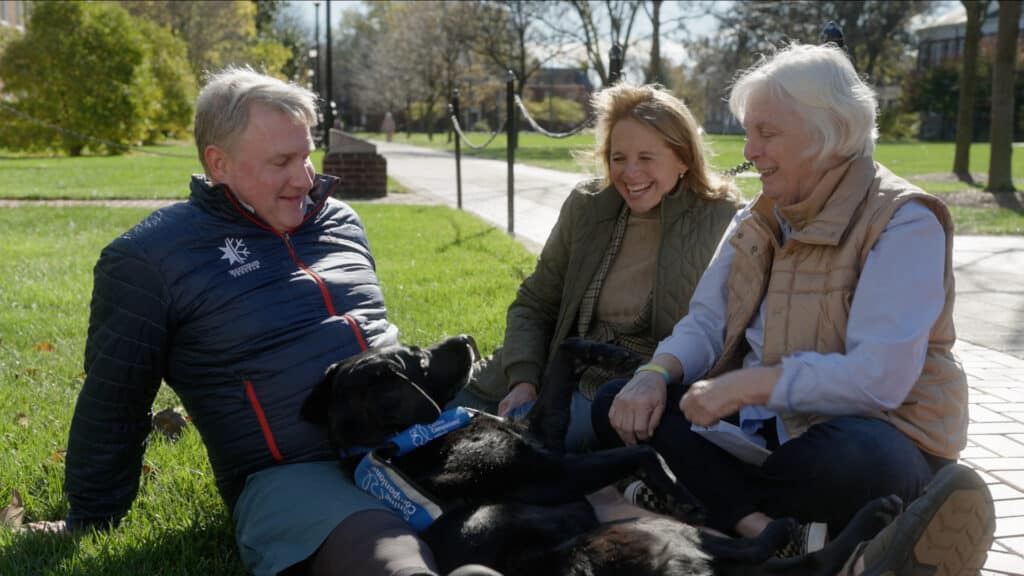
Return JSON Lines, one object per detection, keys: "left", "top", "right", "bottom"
{"left": 635, "top": 363, "right": 671, "bottom": 385}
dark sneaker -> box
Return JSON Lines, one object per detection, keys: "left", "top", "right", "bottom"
{"left": 774, "top": 520, "right": 829, "bottom": 558}
{"left": 621, "top": 479, "right": 701, "bottom": 519}
{"left": 623, "top": 479, "right": 674, "bottom": 514}
{"left": 856, "top": 463, "right": 994, "bottom": 576}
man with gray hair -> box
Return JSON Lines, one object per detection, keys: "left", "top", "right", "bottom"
{"left": 50, "top": 67, "right": 452, "bottom": 576}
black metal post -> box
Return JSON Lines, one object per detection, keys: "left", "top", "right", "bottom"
{"left": 324, "top": 0, "right": 334, "bottom": 135}
{"left": 506, "top": 70, "right": 515, "bottom": 236}
{"left": 313, "top": 1, "right": 321, "bottom": 145}
{"left": 451, "top": 89, "right": 462, "bottom": 210}
{"left": 608, "top": 44, "right": 624, "bottom": 85}
{"left": 820, "top": 21, "right": 845, "bottom": 49}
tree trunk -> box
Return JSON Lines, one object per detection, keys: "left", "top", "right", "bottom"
{"left": 987, "top": 0, "right": 1021, "bottom": 193}
{"left": 647, "top": 0, "right": 663, "bottom": 84}
{"left": 954, "top": 1, "right": 989, "bottom": 181}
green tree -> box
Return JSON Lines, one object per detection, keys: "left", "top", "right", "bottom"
{"left": 523, "top": 96, "right": 587, "bottom": 131}
{"left": 0, "top": 2, "right": 185, "bottom": 155}
{"left": 903, "top": 62, "right": 962, "bottom": 140}
{"left": 121, "top": 18, "right": 196, "bottom": 144}
{"left": 0, "top": 22, "right": 19, "bottom": 57}
{"left": 122, "top": 1, "right": 290, "bottom": 82}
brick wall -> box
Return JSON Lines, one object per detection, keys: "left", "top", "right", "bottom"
{"left": 322, "top": 151, "right": 387, "bottom": 199}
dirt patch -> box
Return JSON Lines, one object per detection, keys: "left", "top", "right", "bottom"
{"left": 941, "top": 190, "right": 1024, "bottom": 210}
{"left": 908, "top": 173, "right": 1023, "bottom": 210}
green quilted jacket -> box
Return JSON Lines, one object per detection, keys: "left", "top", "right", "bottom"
{"left": 501, "top": 178, "right": 742, "bottom": 390}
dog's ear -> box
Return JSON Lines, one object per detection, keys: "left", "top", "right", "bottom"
{"left": 301, "top": 363, "right": 338, "bottom": 426}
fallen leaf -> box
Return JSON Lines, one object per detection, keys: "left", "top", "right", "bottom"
{"left": 152, "top": 408, "right": 188, "bottom": 441}
{"left": 1, "top": 489, "right": 25, "bottom": 529}
{"left": 46, "top": 449, "right": 66, "bottom": 463}
{"left": 14, "top": 413, "right": 28, "bottom": 427}
{"left": 35, "top": 342, "right": 55, "bottom": 352}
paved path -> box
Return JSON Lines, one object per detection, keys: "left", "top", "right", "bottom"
{"left": 372, "top": 139, "right": 1024, "bottom": 574}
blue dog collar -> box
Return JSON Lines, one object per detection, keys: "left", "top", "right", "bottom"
{"left": 350, "top": 407, "right": 475, "bottom": 531}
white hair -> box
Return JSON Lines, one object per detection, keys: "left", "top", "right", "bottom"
{"left": 194, "top": 66, "right": 319, "bottom": 173}
{"left": 729, "top": 43, "right": 878, "bottom": 164}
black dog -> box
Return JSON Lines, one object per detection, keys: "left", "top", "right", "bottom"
{"left": 302, "top": 336, "right": 900, "bottom": 576}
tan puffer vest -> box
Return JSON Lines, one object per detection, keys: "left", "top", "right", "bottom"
{"left": 706, "top": 158, "right": 967, "bottom": 460}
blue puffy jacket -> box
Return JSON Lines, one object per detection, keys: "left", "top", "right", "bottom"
{"left": 64, "top": 174, "right": 399, "bottom": 530}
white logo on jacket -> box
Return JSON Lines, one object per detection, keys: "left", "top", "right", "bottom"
{"left": 220, "top": 238, "right": 261, "bottom": 277}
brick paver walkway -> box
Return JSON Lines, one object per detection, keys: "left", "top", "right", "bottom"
{"left": 960, "top": 340, "right": 1024, "bottom": 574}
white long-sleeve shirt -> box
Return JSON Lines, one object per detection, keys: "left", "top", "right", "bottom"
{"left": 655, "top": 200, "right": 946, "bottom": 442}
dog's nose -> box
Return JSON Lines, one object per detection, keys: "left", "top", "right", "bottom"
{"left": 459, "top": 334, "right": 480, "bottom": 362}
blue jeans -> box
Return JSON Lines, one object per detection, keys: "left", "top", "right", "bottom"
{"left": 591, "top": 378, "right": 953, "bottom": 537}
{"left": 506, "top": 389, "right": 597, "bottom": 453}
{"left": 448, "top": 382, "right": 598, "bottom": 453}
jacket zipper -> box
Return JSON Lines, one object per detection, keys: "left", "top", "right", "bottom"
{"left": 245, "top": 380, "right": 284, "bottom": 461}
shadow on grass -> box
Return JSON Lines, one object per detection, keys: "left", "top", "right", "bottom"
{"left": 0, "top": 521, "right": 243, "bottom": 576}
{"left": 992, "top": 191, "right": 1024, "bottom": 214}
{"left": 437, "top": 213, "right": 502, "bottom": 254}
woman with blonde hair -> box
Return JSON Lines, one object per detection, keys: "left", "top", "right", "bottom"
{"left": 456, "top": 82, "right": 741, "bottom": 451}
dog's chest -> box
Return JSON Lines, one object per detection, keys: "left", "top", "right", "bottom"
{"left": 394, "top": 419, "right": 540, "bottom": 498}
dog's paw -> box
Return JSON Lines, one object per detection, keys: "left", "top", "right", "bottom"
{"left": 847, "top": 494, "right": 904, "bottom": 540}
{"left": 871, "top": 494, "right": 903, "bottom": 527}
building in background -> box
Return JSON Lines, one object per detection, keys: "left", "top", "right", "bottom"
{"left": 915, "top": 3, "right": 1024, "bottom": 140}
{"left": 0, "top": 0, "right": 26, "bottom": 30}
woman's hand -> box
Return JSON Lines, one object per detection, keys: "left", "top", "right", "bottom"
{"left": 608, "top": 371, "right": 667, "bottom": 446}
{"left": 498, "top": 381, "right": 537, "bottom": 417}
{"left": 680, "top": 366, "right": 780, "bottom": 427}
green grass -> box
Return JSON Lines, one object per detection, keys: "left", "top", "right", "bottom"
{"left": 0, "top": 146, "right": 409, "bottom": 199}
{"left": 0, "top": 204, "right": 535, "bottom": 575}
{"left": 949, "top": 205, "right": 1024, "bottom": 235}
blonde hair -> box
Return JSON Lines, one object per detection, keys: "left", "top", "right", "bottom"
{"left": 591, "top": 83, "right": 733, "bottom": 201}
{"left": 194, "top": 66, "right": 318, "bottom": 174}
{"left": 729, "top": 43, "right": 877, "bottom": 164}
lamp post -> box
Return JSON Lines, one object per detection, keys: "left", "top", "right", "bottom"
{"left": 325, "top": 0, "right": 334, "bottom": 135}
{"left": 313, "top": 1, "right": 321, "bottom": 94}
{"left": 313, "top": 1, "right": 322, "bottom": 145}
{"left": 608, "top": 44, "right": 623, "bottom": 85}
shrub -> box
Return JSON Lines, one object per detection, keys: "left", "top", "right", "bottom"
{"left": 0, "top": 2, "right": 194, "bottom": 155}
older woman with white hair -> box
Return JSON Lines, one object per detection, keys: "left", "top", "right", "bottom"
{"left": 591, "top": 43, "right": 994, "bottom": 574}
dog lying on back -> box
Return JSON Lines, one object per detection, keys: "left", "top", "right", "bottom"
{"left": 302, "top": 336, "right": 901, "bottom": 576}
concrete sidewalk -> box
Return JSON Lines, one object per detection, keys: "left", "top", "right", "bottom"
{"left": 373, "top": 139, "right": 1024, "bottom": 574}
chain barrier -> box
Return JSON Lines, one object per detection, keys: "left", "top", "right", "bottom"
{"left": 720, "top": 160, "right": 754, "bottom": 177}
{"left": 0, "top": 102, "right": 196, "bottom": 159}
{"left": 512, "top": 94, "right": 595, "bottom": 139}
{"left": 449, "top": 114, "right": 507, "bottom": 150}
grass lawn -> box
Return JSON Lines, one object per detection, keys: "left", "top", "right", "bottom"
{"left": 0, "top": 203, "right": 534, "bottom": 575}
{"left": 0, "top": 146, "right": 409, "bottom": 199}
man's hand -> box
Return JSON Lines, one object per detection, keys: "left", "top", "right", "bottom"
{"left": 680, "top": 366, "right": 781, "bottom": 427}
{"left": 498, "top": 381, "right": 537, "bottom": 417}
{"left": 608, "top": 371, "right": 667, "bottom": 445}
{"left": 24, "top": 519, "right": 69, "bottom": 535}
